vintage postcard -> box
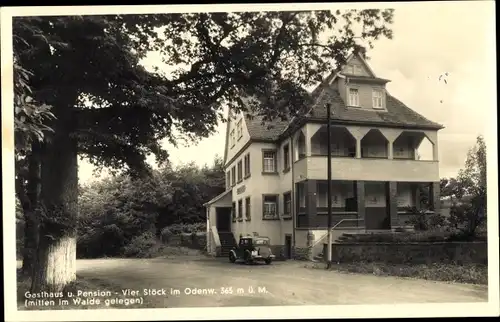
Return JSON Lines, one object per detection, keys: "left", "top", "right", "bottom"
{"left": 2, "top": 2, "right": 498, "bottom": 321}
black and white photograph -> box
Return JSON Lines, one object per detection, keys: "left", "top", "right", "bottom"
{"left": 2, "top": 2, "right": 498, "bottom": 321}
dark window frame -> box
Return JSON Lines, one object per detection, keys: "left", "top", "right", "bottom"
{"left": 245, "top": 196, "right": 251, "bottom": 221}
{"left": 283, "top": 144, "right": 290, "bottom": 172}
{"left": 262, "top": 194, "right": 280, "bottom": 220}
{"left": 244, "top": 153, "right": 251, "bottom": 178}
{"left": 283, "top": 191, "right": 292, "bottom": 218}
{"left": 262, "top": 149, "right": 278, "bottom": 175}
{"left": 237, "top": 199, "right": 243, "bottom": 221}
{"left": 226, "top": 172, "right": 231, "bottom": 190}
{"left": 237, "top": 160, "right": 243, "bottom": 183}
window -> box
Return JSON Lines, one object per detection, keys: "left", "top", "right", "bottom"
{"left": 231, "top": 166, "right": 236, "bottom": 186}
{"left": 298, "top": 184, "right": 306, "bottom": 207}
{"left": 372, "top": 89, "right": 383, "bottom": 109}
{"left": 244, "top": 153, "right": 251, "bottom": 178}
{"left": 230, "top": 129, "right": 235, "bottom": 147}
{"left": 283, "top": 144, "right": 290, "bottom": 170}
{"left": 330, "top": 142, "right": 341, "bottom": 156}
{"left": 254, "top": 239, "right": 269, "bottom": 245}
{"left": 296, "top": 134, "right": 306, "bottom": 160}
{"left": 348, "top": 88, "right": 359, "bottom": 107}
{"left": 236, "top": 120, "right": 243, "bottom": 140}
{"left": 239, "top": 238, "right": 250, "bottom": 246}
{"left": 226, "top": 172, "right": 231, "bottom": 190}
{"left": 283, "top": 192, "right": 292, "bottom": 218}
{"left": 245, "top": 197, "right": 251, "bottom": 221}
{"left": 231, "top": 202, "right": 236, "bottom": 222}
{"left": 262, "top": 195, "right": 279, "bottom": 220}
{"left": 344, "top": 65, "right": 354, "bottom": 74}
{"left": 238, "top": 199, "right": 243, "bottom": 220}
{"left": 262, "top": 150, "right": 277, "bottom": 173}
{"left": 237, "top": 160, "right": 243, "bottom": 182}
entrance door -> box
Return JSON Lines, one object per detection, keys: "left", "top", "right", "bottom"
{"left": 216, "top": 207, "right": 232, "bottom": 232}
{"left": 364, "top": 182, "right": 391, "bottom": 230}
{"left": 284, "top": 235, "right": 292, "bottom": 259}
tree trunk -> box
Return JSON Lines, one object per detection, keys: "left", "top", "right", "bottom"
{"left": 21, "top": 144, "right": 42, "bottom": 276}
{"left": 30, "top": 122, "right": 78, "bottom": 293}
{"left": 21, "top": 209, "right": 39, "bottom": 275}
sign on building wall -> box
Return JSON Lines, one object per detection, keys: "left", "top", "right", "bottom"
{"left": 237, "top": 185, "right": 246, "bottom": 195}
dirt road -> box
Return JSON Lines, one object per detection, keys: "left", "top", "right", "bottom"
{"left": 73, "top": 256, "right": 488, "bottom": 308}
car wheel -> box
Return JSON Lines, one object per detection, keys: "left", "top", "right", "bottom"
{"left": 265, "top": 258, "right": 272, "bottom": 265}
{"left": 229, "top": 252, "right": 236, "bottom": 263}
{"left": 244, "top": 251, "right": 253, "bottom": 265}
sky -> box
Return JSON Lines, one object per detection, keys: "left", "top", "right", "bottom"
{"left": 77, "top": 1, "right": 496, "bottom": 183}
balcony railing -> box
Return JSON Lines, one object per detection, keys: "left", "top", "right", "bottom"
{"left": 294, "top": 156, "right": 439, "bottom": 182}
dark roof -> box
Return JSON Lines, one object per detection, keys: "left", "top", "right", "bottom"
{"left": 243, "top": 74, "right": 443, "bottom": 142}
{"left": 343, "top": 74, "right": 391, "bottom": 84}
{"left": 244, "top": 113, "right": 289, "bottom": 141}
{"left": 308, "top": 83, "right": 444, "bottom": 129}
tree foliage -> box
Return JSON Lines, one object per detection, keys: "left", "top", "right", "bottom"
{"left": 14, "top": 61, "right": 56, "bottom": 155}
{"left": 440, "top": 177, "right": 463, "bottom": 201}
{"left": 447, "top": 135, "right": 487, "bottom": 237}
{"left": 77, "top": 156, "right": 224, "bottom": 258}
{"left": 407, "top": 136, "right": 487, "bottom": 239}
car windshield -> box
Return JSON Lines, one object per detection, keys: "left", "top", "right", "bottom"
{"left": 254, "top": 239, "right": 269, "bottom": 245}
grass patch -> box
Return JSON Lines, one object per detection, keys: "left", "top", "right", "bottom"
{"left": 17, "top": 270, "right": 156, "bottom": 310}
{"left": 345, "top": 230, "right": 487, "bottom": 243}
{"left": 127, "top": 241, "right": 206, "bottom": 259}
{"left": 306, "top": 262, "right": 488, "bottom": 285}
{"left": 157, "top": 245, "right": 206, "bottom": 258}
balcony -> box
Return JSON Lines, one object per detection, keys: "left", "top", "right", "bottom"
{"left": 294, "top": 156, "right": 439, "bottom": 182}
{"left": 292, "top": 125, "right": 439, "bottom": 183}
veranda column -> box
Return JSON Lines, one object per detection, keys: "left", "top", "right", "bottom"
{"left": 356, "top": 181, "right": 366, "bottom": 227}
{"left": 387, "top": 182, "right": 399, "bottom": 229}
{"left": 305, "top": 180, "right": 317, "bottom": 227}
{"left": 429, "top": 182, "right": 441, "bottom": 215}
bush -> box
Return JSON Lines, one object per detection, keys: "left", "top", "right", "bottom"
{"left": 428, "top": 213, "right": 447, "bottom": 230}
{"left": 160, "top": 227, "right": 174, "bottom": 243}
{"left": 404, "top": 206, "right": 449, "bottom": 231}
{"left": 348, "top": 231, "right": 453, "bottom": 243}
{"left": 122, "top": 231, "right": 158, "bottom": 258}
{"left": 340, "top": 262, "right": 487, "bottom": 285}
{"left": 165, "top": 222, "right": 206, "bottom": 235}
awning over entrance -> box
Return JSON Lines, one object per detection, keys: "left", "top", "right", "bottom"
{"left": 203, "top": 189, "right": 232, "bottom": 207}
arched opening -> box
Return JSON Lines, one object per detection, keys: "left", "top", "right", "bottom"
{"left": 310, "top": 126, "right": 356, "bottom": 157}
{"left": 416, "top": 137, "right": 434, "bottom": 161}
{"left": 393, "top": 131, "right": 434, "bottom": 160}
{"left": 360, "top": 129, "right": 388, "bottom": 158}
{"left": 294, "top": 131, "right": 306, "bottom": 161}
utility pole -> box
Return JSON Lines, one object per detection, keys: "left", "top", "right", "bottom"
{"left": 326, "top": 103, "right": 333, "bottom": 269}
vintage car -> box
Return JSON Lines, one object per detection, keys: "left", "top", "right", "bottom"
{"left": 229, "top": 235, "right": 275, "bottom": 265}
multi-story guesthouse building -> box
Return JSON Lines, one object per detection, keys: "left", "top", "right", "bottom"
{"left": 204, "top": 52, "right": 444, "bottom": 260}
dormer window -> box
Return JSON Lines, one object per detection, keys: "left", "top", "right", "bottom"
{"left": 372, "top": 89, "right": 384, "bottom": 109}
{"left": 348, "top": 88, "right": 359, "bottom": 107}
